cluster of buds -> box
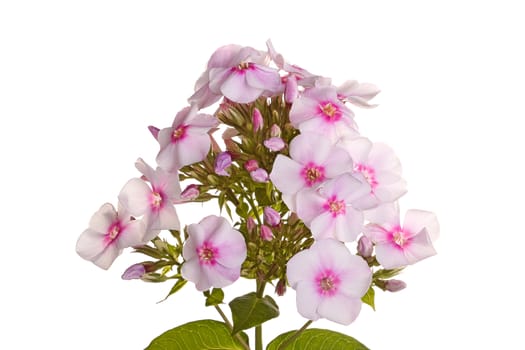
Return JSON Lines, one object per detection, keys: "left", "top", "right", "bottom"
{"left": 76, "top": 40, "right": 438, "bottom": 328}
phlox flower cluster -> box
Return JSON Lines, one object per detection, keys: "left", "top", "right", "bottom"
{"left": 76, "top": 40, "right": 439, "bottom": 331}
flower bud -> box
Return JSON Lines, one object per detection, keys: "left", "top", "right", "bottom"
{"left": 357, "top": 235, "right": 373, "bottom": 258}
{"left": 385, "top": 279, "right": 407, "bottom": 292}
{"left": 260, "top": 224, "right": 274, "bottom": 241}
{"left": 121, "top": 263, "right": 146, "bottom": 280}
{"left": 180, "top": 184, "right": 200, "bottom": 201}
{"left": 250, "top": 168, "right": 269, "bottom": 183}
{"left": 244, "top": 159, "right": 259, "bottom": 172}
{"left": 285, "top": 75, "right": 298, "bottom": 103}
{"left": 270, "top": 124, "right": 281, "bottom": 138}
{"left": 264, "top": 207, "right": 281, "bottom": 227}
{"left": 246, "top": 216, "right": 256, "bottom": 234}
{"left": 264, "top": 137, "right": 285, "bottom": 151}
{"left": 214, "top": 152, "right": 232, "bottom": 176}
{"left": 252, "top": 108, "right": 263, "bottom": 132}
{"left": 275, "top": 278, "right": 287, "bottom": 296}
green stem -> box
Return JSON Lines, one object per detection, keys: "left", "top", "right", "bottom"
{"left": 277, "top": 320, "right": 313, "bottom": 350}
{"left": 214, "top": 305, "right": 251, "bottom": 350}
{"left": 255, "top": 280, "right": 266, "bottom": 350}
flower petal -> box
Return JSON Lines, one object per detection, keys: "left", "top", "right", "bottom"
{"left": 117, "top": 220, "right": 146, "bottom": 249}
{"left": 375, "top": 243, "right": 409, "bottom": 269}
{"left": 317, "top": 294, "right": 362, "bottom": 325}
{"left": 270, "top": 155, "right": 304, "bottom": 194}
{"left": 92, "top": 244, "right": 121, "bottom": 270}
{"left": 118, "top": 178, "right": 151, "bottom": 217}
{"left": 221, "top": 72, "right": 264, "bottom": 103}
{"left": 88, "top": 203, "right": 117, "bottom": 233}
{"left": 76, "top": 229, "right": 106, "bottom": 260}
{"left": 295, "top": 280, "right": 321, "bottom": 321}
{"left": 403, "top": 210, "right": 440, "bottom": 241}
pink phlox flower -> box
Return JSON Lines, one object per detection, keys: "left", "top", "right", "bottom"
{"left": 156, "top": 105, "right": 219, "bottom": 172}
{"left": 290, "top": 85, "right": 358, "bottom": 141}
{"left": 270, "top": 133, "right": 353, "bottom": 211}
{"left": 190, "top": 44, "right": 281, "bottom": 105}
{"left": 118, "top": 158, "right": 181, "bottom": 241}
{"left": 182, "top": 215, "right": 247, "bottom": 291}
{"left": 296, "top": 174, "right": 371, "bottom": 242}
{"left": 76, "top": 203, "right": 146, "bottom": 270}
{"left": 214, "top": 151, "right": 232, "bottom": 177}
{"left": 338, "top": 136, "right": 407, "bottom": 209}
{"left": 336, "top": 80, "right": 380, "bottom": 108}
{"left": 287, "top": 239, "right": 372, "bottom": 325}
{"left": 364, "top": 202, "right": 439, "bottom": 269}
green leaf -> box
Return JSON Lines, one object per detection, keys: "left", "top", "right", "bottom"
{"left": 266, "top": 329, "right": 370, "bottom": 350}
{"left": 133, "top": 245, "right": 164, "bottom": 259}
{"left": 205, "top": 288, "right": 225, "bottom": 306}
{"left": 361, "top": 286, "right": 376, "bottom": 311}
{"left": 145, "top": 320, "right": 248, "bottom": 350}
{"left": 373, "top": 267, "right": 405, "bottom": 280}
{"left": 229, "top": 292, "right": 279, "bottom": 334}
{"left": 157, "top": 279, "right": 187, "bottom": 303}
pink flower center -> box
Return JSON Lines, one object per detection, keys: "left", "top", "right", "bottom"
{"left": 104, "top": 221, "right": 122, "bottom": 245}
{"left": 318, "top": 101, "right": 342, "bottom": 122}
{"left": 355, "top": 163, "right": 378, "bottom": 190}
{"left": 171, "top": 125, "right": 187, "bottom": 143}
{"left": 301, "top": 162, "right": 326, "bottom": 187}
{"left": 389, "top": 227, "right": 411, "bottom": 249}
{"left": 197, "top": 242, "right": 218, "bottom": 265}
{"left": 323, "top": 196, "right": 346, "bottom": 217}
{"left": 233, "top": 62, "right": 255, "bottom": 73}
{"left": 151, "top": 191, "right": 164, "bottom": 210}
{"left": 315, "top": 269, "right": 340, "bottom": 296}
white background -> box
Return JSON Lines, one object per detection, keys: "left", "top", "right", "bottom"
{"left": 1, "top": 1, "right": 524, "bottom": 349}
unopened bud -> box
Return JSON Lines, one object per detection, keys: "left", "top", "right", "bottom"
{"left": 275, "top": 278, "right": 287, "bottom": 296}
{"left": 270, "top": 124, "right": 281, "bottom": 138}
{"left": 244, "top": 159, "right": 259, "bottom": 172}
{"left": 260, "top": 225, "right": 274, "bottom": 241}
{"left": 121, "top": 263, "right": 146, "bottom": 280}
{"left": 385, "top": 279, "right": 407, "bottom": 292}
{"left": 285, "top": 75, "right": 298, "bottom": 103}
{"left": 246, "top": 216, "right": 256, "bottom": 234}
{"left": 250, "top": 168, "right": 269, "bottom": 183}
{"left": 180, "top": 184, "right": 200, "bottom": 201}
{"left": 264, "top": 207, "right": 281, "bottom": 227}
{"left": 357, "top": 235, "right": 373, "bottom": 258}
{"left": 214, "top": 152, "right": 232, "bottom": 176}
{"left": 252, "top": 108, "right": 263, "bottom": 132}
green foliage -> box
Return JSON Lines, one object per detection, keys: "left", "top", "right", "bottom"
{"left": 361, "top": 286, "right": 376, "bottom": 311}
{"left": 373, "top": 267, "right": 405, "bottom": 280}
{"left": 145, "top": 320, "right": 249, "bottom": 350}
{"left": 266, "top": 329, "right": 370, "bottom": 350}
{"left": 229, "top": 292, "right": 279, "bottom": 335}
{"left": 158, "top": 279, "right": 187, "bottom": 303}
{"left": 205, "top": 288, "right": 225, "bottom": 306}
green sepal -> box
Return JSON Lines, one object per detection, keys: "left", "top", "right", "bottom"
{"left": 205, "top": 288, "right": 225, "bottom": 306}
{"left": 361, "top": 286, "right": 376, "bottom": 311}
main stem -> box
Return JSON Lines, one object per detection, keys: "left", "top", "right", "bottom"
{"left": 214, "top": 305, "right": 251, "bottom": 350}
{"left": 255, "top": 280, "right": 266, "bottom": 350}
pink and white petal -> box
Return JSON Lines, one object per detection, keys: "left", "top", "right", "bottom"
{"left": 214, "top": 235, "right": 247, "bottom": 268}
{"left": 282, "top": 193, "right": 297, "bottom": 212}
{"left": 208, "top": 67, "right": 232, "bottom": 93}
{"left": 76, "top": 229, "right": 107, "bottom": 260}
{"left": 404, "top": 229, "right": 437, "bottom": 264}
{"left": 363, "top": 224, "right": 390, "bottom": 244}
{"left": 368, "top": 143, "right": 402, "bottom": 173}
{"left": 269, "top": 155, "right": 305, "bottom": 194}
{"left": 88, "top": 203, "right": 117, "bottom": 233}
{"left": 374, "top": 177, "right": 407, "bottom": 203}
{"left": 220, "top": 73, "right": 264, "bottom": 103}
{"left": 337, "top": 255, "right": 373, "bottom": 298}
{"left": 364, "top": 202, "right": 400, "bottom": 226}
{"left": 313, "top": 239, "right": 352, "bottom": 270}
{"left": 352, "top": 194, "right": 380, "bottom": 211}
{"left": 207, "top": 44, "right": 243, "bottom": 68}
{"left": 295, "top": 117, "right": 339, "bottom": 141}
{"left": 295, "top": 188, "right": 326, "bottom": 224}
{"left": 403, "top": 210, "right": 440, "bottom": 241}
{"left": 375, "top": 243, "right": 409, "bottom": 269}
{"left": 318, "top": 295, "right": 362, "bottom": 325}
{"left": 195, "top": 215, "right": 225, "bottom": 239}
{"left": 181, "top": 258, "right": 204, "bottom": 289}
{"left": 288, "top": 133, "right": 328, "bottom": 165}
{"left": 156, "top": 143, "right": 178, "bottom": 172}
{"left": 186, "top": 113, "right": 219, "bottom": 129}
{"left": 295, "top": 280, "right": 322, "bottom": 321}
{"left": 245, "top": 65, "right": 281, "bottom": 91}
{"left": 322, "top": 147, "right": 354, "bottom": 178}
{"left": 157, "top": 127, "right": 174, "bottom": 149}
{"left": 337, "top": 136, "right": 372, "bottom": 164}
{"left": 286, "top": 249, "right": 320, "bottom": 287}
{"left": 175, "top": 133, "right": 211, "bottom": 168}
{"left": 118, "top": 178, "right": 151, "bottom": 217}
{"left": 117, "top": 220, "right": 146, "bottom": 249}
{"left": 92, "top": 244, "right": 121, "bottom": 270}
{"left": 207, "top": 263, "right": 240, "bottom": 288}
{"left": 334, "top": 209, "right": 364, "bottom": 242}
{"left": 289, "top": 97, "right": 321, "bottom": 125}
{"left": 310, "top": 212, "right": 336, "bottom": 240}
{"left": 135, "top": 158, "right": 156, "bottom": 183}
{"left": 157, "top": 205, "right": 180, "bottom": 231}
